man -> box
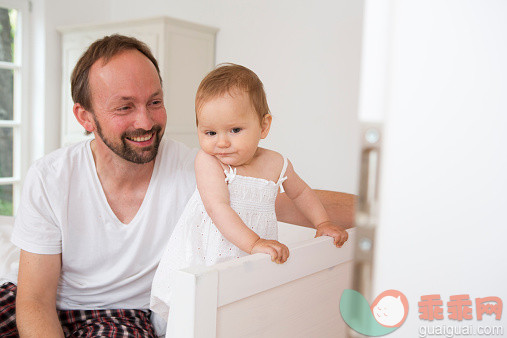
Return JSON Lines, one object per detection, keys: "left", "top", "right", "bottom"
{"left": 0, "top": 35, "right": 354, "bottom": 337}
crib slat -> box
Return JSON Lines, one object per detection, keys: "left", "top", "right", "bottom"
{"left": 217, "top": 261, "right": 353, "bottom": 337}
{"left": 168, "top": 268, "right": 219, "bottom": 338}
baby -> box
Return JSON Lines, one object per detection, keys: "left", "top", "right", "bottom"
{"left": 150, "top": 63, "right": 348, "bottom": 323}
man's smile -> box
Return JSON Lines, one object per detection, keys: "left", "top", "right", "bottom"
{"left": 126, "top": 133, "right": 155, "bottom": 143}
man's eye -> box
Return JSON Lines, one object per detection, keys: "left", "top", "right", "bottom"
{"left": 150, "top": 100, "right": 163, "bottom": 106}
{"left": 231, "top": 128, "right": 242, "bottom": 133}
{"left": 117, "top": 106, "right": 131, "bottom": 112}
{"left": 205, "top": 131, "right": 216, "bottom": 136}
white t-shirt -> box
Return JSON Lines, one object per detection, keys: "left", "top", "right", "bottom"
{"left": 11, "top": 138, "right": 197, "bottom": 310}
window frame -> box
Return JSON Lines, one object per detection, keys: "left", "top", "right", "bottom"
{"left": 0, "top": 0, "right": 29, "bottom": 215}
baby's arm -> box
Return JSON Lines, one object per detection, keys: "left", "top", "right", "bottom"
{"left": 282, "top": 160, "right": 349, "bottom": 247}
{"left": 195, "top": 151, "right": 289, "bottom": 263}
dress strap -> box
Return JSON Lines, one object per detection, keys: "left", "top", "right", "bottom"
{"left": 224, "top": 165, "right": 237, "bottom": 183}
{"left": 276, "top": 157, "right": 289, "bottom": 193}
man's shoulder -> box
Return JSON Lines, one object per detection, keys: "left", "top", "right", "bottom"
{"left": 158, "top": 137, "right": 198, "bottom": 167}
{"left": 31, "top": 140, "right": 90, "bottom": 176}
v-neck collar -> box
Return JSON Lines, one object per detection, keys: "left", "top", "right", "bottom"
{"left": 84, "top": 139, "right": 162, "bottom": 226}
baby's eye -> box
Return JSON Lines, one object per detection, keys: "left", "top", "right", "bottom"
{"left": 231, "top": 128, "right": 242, "bottom": 133}
{"left": 205, "top": 131, "right": 216, "bottom": 136}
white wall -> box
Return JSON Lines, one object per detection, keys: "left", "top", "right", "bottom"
{"left": 357, "top": 0, "right": 390, "bottom": 123}
{"left": 29, "top": 0, "right": 111, "bottom": 162}
{"left": 28, "top": 1, "right": 363, "bottom": 192}
{"left": 370, "top": 1, "right": 507, "bottom": 336}
{"left": 107, "top": 0, "right": 364, "bottom": 193}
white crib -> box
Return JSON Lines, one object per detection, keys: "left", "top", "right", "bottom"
{"left": 0, "top": 217, "right": 355, "bottom": 337}
{"left": 168, "top": 223, "right": 355, "bottom": 337}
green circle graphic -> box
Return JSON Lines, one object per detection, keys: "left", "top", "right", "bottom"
{"left": 340, "top": 289, "right": 401, "bottom": 336}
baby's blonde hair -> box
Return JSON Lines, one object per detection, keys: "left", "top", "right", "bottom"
{"left": 195, "top": 63, "right": 270, "bottom": 125}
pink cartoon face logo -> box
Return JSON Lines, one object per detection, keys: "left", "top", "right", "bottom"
{"left": 371, "top": 290, "right": 409, "bottom": 327}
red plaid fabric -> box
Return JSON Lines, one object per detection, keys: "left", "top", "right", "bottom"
{"left": 0, "top": 282, "right": 156, "bottom": 337}
{"left": 0, "top": 282, "right": 17, "bottom": 337}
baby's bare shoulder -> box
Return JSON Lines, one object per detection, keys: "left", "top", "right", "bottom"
{"left": 196, "top": 149, "right": 214, "bottom": 163}
{"left": 257, "top": 147, "right": 283, "bottom": 162}
{"left": 195, "top": 150, "right": 222, "bottom": 170}
{"left": 256, "top": 148, "right": 285, "bottom": 177}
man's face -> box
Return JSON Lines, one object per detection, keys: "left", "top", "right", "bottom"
{"left": 88, "top": 49, "right": 166, "bottom": 164}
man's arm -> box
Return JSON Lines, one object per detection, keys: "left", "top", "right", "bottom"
{"left": 16, "top": 250, "right": 64, "bottom": 337}
{"left": 275, "top": 189, "right": 356, "bottom": 229}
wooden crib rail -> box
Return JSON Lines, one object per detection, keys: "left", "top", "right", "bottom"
{"left": 168, "top": 227, "right": 356, "bottom": 338}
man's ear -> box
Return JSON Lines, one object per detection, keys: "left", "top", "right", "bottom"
{"left": 260, "top": 113, "right": 272, "bottom": 139}
{"left": 73, "top": 103, "right": 95, "bottom": 133}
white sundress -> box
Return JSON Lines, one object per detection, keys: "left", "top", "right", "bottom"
{"left": 150, "top": 157, "right": 289, "bottom": 322}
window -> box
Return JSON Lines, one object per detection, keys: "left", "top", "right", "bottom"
{"left": 0, "top": 0, "right": 28, "bottom": 216}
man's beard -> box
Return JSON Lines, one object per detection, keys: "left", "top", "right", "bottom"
{"left": 94, "top": 117, "right": 164, "bottom": 164}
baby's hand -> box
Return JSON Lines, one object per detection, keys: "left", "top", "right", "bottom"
{"left": 315, "top": 221, "right": 349, "bottom": 248}
{"left": 251, "top": 238, "right": 290, "bottom": 264}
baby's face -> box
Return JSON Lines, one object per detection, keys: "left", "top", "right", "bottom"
{"left": 197, "top": 90, "right": 270, "bottom": 166}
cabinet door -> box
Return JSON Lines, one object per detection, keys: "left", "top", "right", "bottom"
{"left": 162, "top": 27, "right": 216, "bottom": 148}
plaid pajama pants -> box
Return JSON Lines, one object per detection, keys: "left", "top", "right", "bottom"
{"left": 0, "top": 282, "right": 156, "bottom": 337}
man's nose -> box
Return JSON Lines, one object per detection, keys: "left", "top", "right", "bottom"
{"left": 217, "top": 134, "right": 230, "bottom": 148}
{"left": 134, "top": 107, "right": 154, "bottom": 131}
